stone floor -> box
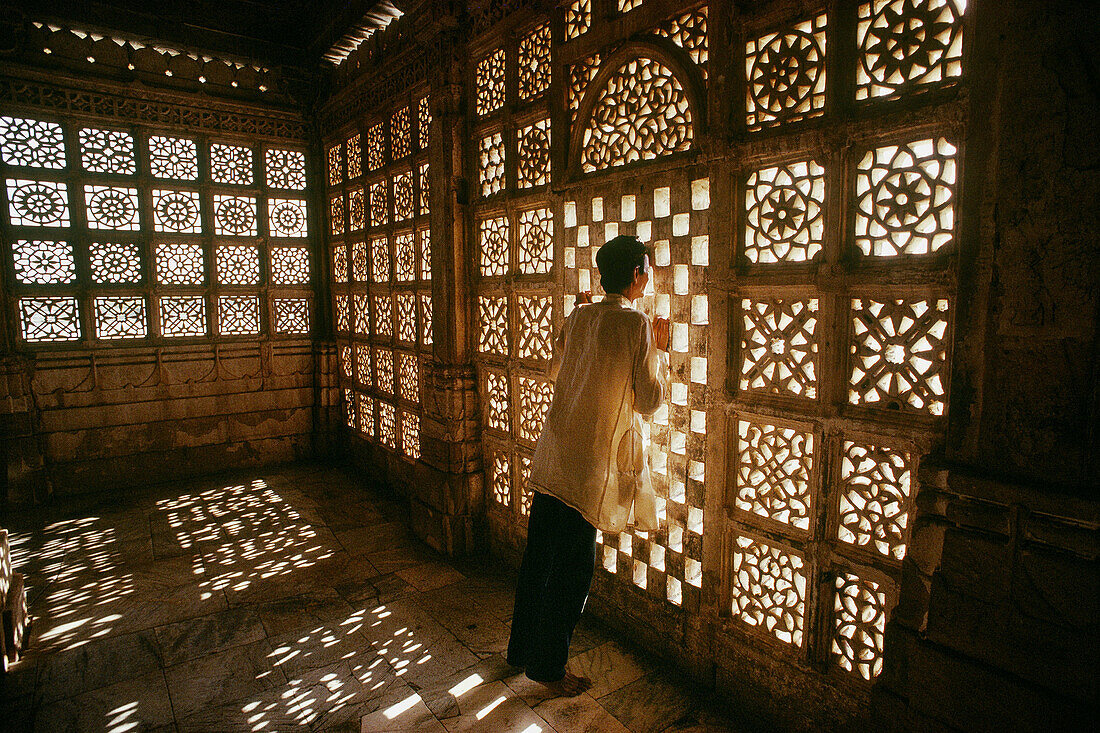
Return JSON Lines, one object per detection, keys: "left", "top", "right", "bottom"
{"left": 0, "top": 462, "right": 748, "bottom": 732}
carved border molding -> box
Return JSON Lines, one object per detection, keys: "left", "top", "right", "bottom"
{"left": 0, "top": 72, "right": 309, "bottom": 141}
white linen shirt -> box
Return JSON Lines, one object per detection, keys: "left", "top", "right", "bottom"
{"left": 529, "top": 294, "right": 670, "bottom": 532}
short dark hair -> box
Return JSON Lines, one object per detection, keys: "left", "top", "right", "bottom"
{"left": 596, "top": 235, "right": 649, "bottom": 294}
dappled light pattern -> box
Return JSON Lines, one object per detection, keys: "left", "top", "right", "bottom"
{"left": 156, "top": 479, "right": 334, "bottom": 597}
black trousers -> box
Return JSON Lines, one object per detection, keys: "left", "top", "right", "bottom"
{"left": 506, "top": 492, "right": 597, "bottom": 682}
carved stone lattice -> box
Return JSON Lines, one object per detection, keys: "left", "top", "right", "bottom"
{"left": 160, "top": 295, "right": 207, "bottom": 337}
{"left": 218, "top": 295, "right": 261, "bottom": 335}
{"left": 84, "top": 185, "right": 140, "bottom": 230}
{"left": 746, "top": 14, "right": 827, "bottom": 130}
{"left": 95, "top": 296, "right": 147, "bottom": 339}
{"left": 152, "top": 189, "right": 201, "bottom": 233}
{"left": 213, "top": 195, "right": 257, "bottom": 236}
{"left": 855, "top": 138, "right": 957, "bottom": 256}
{"left": 269, "top": 198, "right": 308, "bottom": 237}
{"left": 358, "top": 346, "right": 372, "bottom": 392}
{"left": 1, "top": 116, "right": 66, "bottom": 168}
{"left": 6, "top": 179, "right": 70, "bottom": 227}
{"left": 417, "top": 96, "right": 431, "bottom": 150}
{"left": 517, "top": 119, "right": 551, "bottom": 189}
{"left": 354, "top": 294, "right": 370, "bottom": 335}
{"left": 327, "top": 144, "right": 343, "bottom": 185}
{"left": 349, "top": 188, "right": 366, "bottom": 231}
{"left": 518, "top": 455, "right": 534, "bottom": 515}
{"left": 270, "top": 247, "right": 310, "bottom": 285}
{"left": 856, "top": 0, "right": 965, "bottom": 101}
{"left": 370, "top": 236, "right": 390, "bottom": 283}
{"left": 156, "top": 243, "right": 204, "bottom": 284}
{"left": 358, "top": 394, "right": 375, "bottom": 438}
{"left": 19, "top": 296, "right": 80, "bottom": 342}
{"left": 216, "top": 245, "right": 260, "bottom": 285}
{"left": 479, "top": 216, "right": 509, "bottom": 276}
{"left": 478, "top": 296, "right": 509, "bottom": 355}
{"left": 518, "top": 208, "right": 553, "bottom": 274}
{"left": 336, "top": 295, "right": 349, "bottom": 332}
{"left": 745, "top": 160, "right": 825, "bottom": 263}
{"left": 149, "top": 135, "right": 198, "bottom": 180}
{"left": 374, "top": 295, "right": 393, "bottom": 338}
{"left": 491, "top": 450, "right": 511, "bottom": 507}
{"left": 394, "top": 172, "right": 414, "bottom": 220}
{"left": 398, "top": 352, "right": 419, "bottom": 403}
{"left": 479, "top": 132, "right": 505, "bottom": 197}
{"left": 568, "top": 55, "right": 601, "bottom": 120}
{"left": 369, "top": 181, "right": 388, "bottom": 226}
{"left": 379, "top": 402, "right": 397, "bottom": 449}
{"left": 849, "top": 297, "right": 949, "bottom": 415}
{"left": 273, "top": 298, "right": 310, "bottom": 334}
{"left": 565, "top": 0, "right": 591, "bottom": 40}
{"left": 418, "top": 228, "right": 431, "bottom": 280}
{"left": 618, "top": 0, "right": 644, "bottom": 11}
{"left": 839, "top": 441, "right": 912, "bottom": 560}
{"left": 396, "top": 293, "right": 417, "bottom": 343}
{"left": 420, "top": 293, "right": 433, "bottom": 346}
{"left": 394, "top": 232, "right": 416, "bottom": 282}
{"left": 418, "top": 163, "right": 430, "bottom": 216}
{"left": 342, "top": 345, "right": 354, "bottom": 379}
{"left": 333, "top": 246, "right": 348, "bottom": 283}
{"left": 391, "top": 107, "right": 411, "bottom": 160}
{"left": 330, "top": 195, "right": 345, "bottom": 235}
{"left": 79, "top": 127, "right": 136, "bottom": 174}
{"left": 344, "top": 389, "right": 356, "bottom": 428}
{"left": 486, "top": 371, "right": 510, "bottom": 433}
{"left": 581, "top": 57, "right": 693, "bottom": 172}
{"left": 516, "top": 295, "right": 553, "bottom": 360}
{"left": 833, "top": 572, "right": 887, "bottom": 680}
{"left": 736, "top": 418, "right": 814, "bottom": 530}
{"left": 367, "top": 122, "right": 385, "bottom": 171}
{"left": 518, "top": 24, "right": 552, "bottom": 101}
{"left": 401, "top": 412, "right": 420, "bottom": 459}
{"left": 375, "top": 349, "right": 394, "bottom": 395}
{"left": 347, "top": 134, "right": 362, "bottom": 179}
{"left": 210, "top": 143, "right": 253, "bottom": 185}
{"left": 656, "top": 7, "right": 709, "bottom": 68}
{"left": 89, "top": 241, "right": 142, "bottom": 283}
{"left": 517, "top": 377, "right": 554, "bottom": 444}
{"left": 740, "top": 298, "right": 818, "bottom": 398}
{"left": 352, "top": 240, "right": 369, "bottom": 282}
{"left": 476, "top": 48, "right": 506, "bottom": 116}
{"left": 731, "top": 535, "right": 806, "bottom": 647}
{"left": 13, "top": 240, "right": 75, "bottom": 283}
{"left": 266, "top": 149, "right": 306, "bottom": 189}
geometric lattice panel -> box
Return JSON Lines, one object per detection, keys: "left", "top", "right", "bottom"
{"left": 270, "top": 247, "right": 311, "bottom": 285}
{"left": 79, "top": 127, "right": 136, "bottom": 174}
{"left": 273, "top": 298, "right": 310, "bottom": 335}
{"left": 379, "top": 401, "right": 397, "bottom": 449}
{"left": 213, "top": 195, "right": 258, "bottom": 236}
{"left": 479, "top": 216, "right": 509, "bottom": 277}
{"left": 370, "top": 236, "right": 390, "bottom": 283}
{"left": 517, "top": 118, "right": 551, "bottom": 189}
{"left": 152, "top": 189, "right": 202, "bottom": 233}
{"left": 491, "top": 449, "right": 511, "bottom": 507}
{"left": 856, "top": 0, "right": 965, "bottom": 102}
{"left": 216, "top": 246, "right": 260, "bottom": 285}
{"left": 1, "top": 116, "right": 66, "bottom": 168}
{"left": 401, "top": 411, "right": 420, "bottom": 460}
{"left": 89, "top": 241, "right": 142, "bottom": 283}
{"left": 745, "top": 161, "right": 825, "bottom": 263}
{"left": 218, "top": 295, "right": 261, "bottom": 336}
{"left": 84, "top": 185, "right": 140, "bottom": 230}
{"left": 266, "top": 148, "right": 307, "bottom": 190}
{"left": 849, "top": 297, "right": 949, "bottom": 415}
{"left": 518, "top": 24, "right": 551, "bottom": 101}
{"left": 838, "top": 440, "right": 912, "bottom": 560}
{"left": 739, "top": 298, "right": 818, "bottom": 398}
{"left": 94, "top": 296, "right": 147, "bottom": 339}
{"left": 478, "top": 132, "right": 505, "bottom": 197}
{"left": 156, "top": 243, "right": 204, "bottom": 285}
{"left": 398, "top": 352, "right": 419, "bottom": 404}
{"left": 516, "top": 295, "right": 553, "bottom": 360}
{"left": 478, "top": 295, "right": 509, "bottom": 355}
{"left": 18, "top": 296, "right": 81, "bottom": 342}
{"left": 6, "top": 179, "right": 70, "bottom": 227}
{"left": 735, "top": 417, "right": 814, "bottom": 531}
{"left": 565, "top": 0, "right": 591, "bottom": 40}
{"left": 394, "top": 232, "right": 416, "bottom": 282}
{"left": 476, "top": 48, "right": 506, "bottom": 117}
{"left": 486, "top": 371, "right": 510, "bottom": 434}
{"left": 396, "top": 293, "right": 417, "bottom": 343}
{"left": 581, "top": 57, "right": 693, "bottom": 172}
{"left": 373, "top": 295, "right": 393, "bottom": 338}
{"left": 392, "top": 107, "right": 411, "bottom": 161}
{"left": 12, "top": 240, "right": 75, "bottom": 283}
{"left": 160, "top": 295, "right": 207, "bottom": 337}
{"left": 269, "top": 198, "right": 308, "bottom": 237}
{"left": 855, "top": 138, "right": 957, "bottom": 257}
{"left": 149, "top": 135, "right": 198, "bottom": 180}
{"left": 394, "top": 172, "right": 414, "bottom": 221}
{"left": 367, "top": 123, "right": 384, "bottom": 172}
{"left": 516, "top": 376, "right": 553, "bottom": 444}
{"left": 832, "top": 572, "right": 887, "bottom": 680}
{"left": 731, "top": 535, "right": 806, "bottom": 647}
{"left": 746, "top": 14, "right": 827, "bottom": 131}
{"left": 517, "top": 208, "right": 553, "bottom": 275}
{"left": 210, "top": 143, "right": 253, "bottom": 186}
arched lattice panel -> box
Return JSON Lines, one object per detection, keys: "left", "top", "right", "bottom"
{"left": 571, "top": 44, "right": 705, "bottom": 175}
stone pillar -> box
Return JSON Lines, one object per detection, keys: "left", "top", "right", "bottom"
{"left": 410, "top": 52, "right": 486, "bottom": 556}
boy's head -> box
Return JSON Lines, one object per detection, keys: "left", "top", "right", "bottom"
{"left": 596, "top": 235, "right": 650, "bottom": 295}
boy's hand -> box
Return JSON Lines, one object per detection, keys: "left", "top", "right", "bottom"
{"left": 576, "top": 291, "right": 593, "bottom": 304}
{"left": 652, "top": 316, "right": 670, "bottom": 351}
